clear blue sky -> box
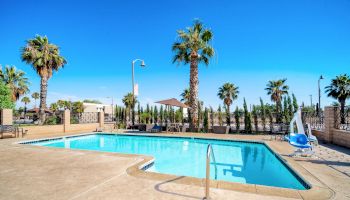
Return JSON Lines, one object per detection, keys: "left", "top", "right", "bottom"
{"left": 1, "top": 0, "right": 349, "bottom": 109}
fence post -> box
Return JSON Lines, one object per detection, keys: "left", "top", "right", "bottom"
{"left": 98, "top": 112, "right": 104, "bottom": 128}
{"left": 323, "top": 106, "right": 336, "bottom": 143}
{"left": 1, "top": 109, "right": 13, "bottom": 125}
{"left": 63, "top": 109, "right": 71, "bottom": 133}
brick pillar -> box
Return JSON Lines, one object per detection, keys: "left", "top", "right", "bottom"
{"left": 1, "top": 109, "right": 13, "bottom": 125}
{"left": 63, "top": 109, "right": 70, "bottom": 132}
{"left": 324, "top": 106, "right": 336, "bottom": 143}
{"left": 98, "top": 112, "right": 104, "bottom": 128}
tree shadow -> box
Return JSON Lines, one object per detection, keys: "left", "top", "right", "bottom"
{"left": 154, "top": 176, "right": 203, "bottom": 200}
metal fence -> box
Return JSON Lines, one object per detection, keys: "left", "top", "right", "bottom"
{"left": 334, "top": 106, "right": 350, "bottom": 131}
{"left": 302, "top": 111, "right": 324, "bottom": 130}
{"left": 104, "top": 114, "right": 113, "bottom": 122}
{"left": 71, "top": 112, "right": 99, "bottom": 124}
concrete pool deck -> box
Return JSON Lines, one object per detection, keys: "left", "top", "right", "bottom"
{"left": 0, "top": 132, "right": 349, "bottom": 200}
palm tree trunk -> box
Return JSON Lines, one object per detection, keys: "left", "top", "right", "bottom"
{"left": 226, "top": 105, "right": 231, "bottom": 127}
{"left": 189, "top": 52, "right": 199, "bottom": 131}
{"left": 39, "top": 76, "right": 48, "bottom": 125}
{"left": 340, "top": 99, "right": 346, "bottom": 124}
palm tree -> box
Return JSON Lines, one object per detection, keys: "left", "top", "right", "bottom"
{"left": 217, "top": 83, "right": 239, "bottom": 126}
{"left": 21, "top": 35, "right": 67, "bottom": 124}
{"left": 122, "top": 93, "right": 136, "bottom": 123}
{"left": 50, "top": 103, "right": 59, "bottom": 114}
{"left": 325, "top": 74, "right": 350, "bottom": 124}
{"left": 21, "top": 96, "right": 31, "bottom": 118}
{"left": 180, "top": 88, "right": 190, "bottom": 105}
{"left": 265, "top": 79, "right": 289, "bottom": 122}
{"left": 172, "top": 20, "right": 214, "bottom": 130}
{"left": 0, "top": 65, "right": 30, "bottom": 101}
{"left": 31, "top": 92, "right": 40, "bottom": 108}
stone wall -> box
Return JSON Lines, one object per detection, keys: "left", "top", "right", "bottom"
{"left": 312, "top": 106, "right": 350, "bottom": 148}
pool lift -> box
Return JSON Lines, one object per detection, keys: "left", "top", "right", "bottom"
{"left": 286, "top": 108, "right": 317, "bottom": 156}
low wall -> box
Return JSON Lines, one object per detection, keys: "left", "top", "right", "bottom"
{"left": 66, "top": 123, "right": 100, "bottom": 133}
{"left": 23, "top": 125, "right": 65, "bottom": 135}
{"left": 312, "top": 129, "right": 350, "bottom": 148}
{"left": 332, "top": 129, "right": 350, "bottom": 148}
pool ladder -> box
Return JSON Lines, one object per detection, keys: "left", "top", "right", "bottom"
{"left": 204, "top": 144, "right": 217, "bottom": 200}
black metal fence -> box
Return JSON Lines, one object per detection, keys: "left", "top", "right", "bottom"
{"left": 71, "top": 112, "right": 99, "bottom": 124}
{"left": 302, "top": 111, "right": 324, "bottom": 130}
{"left": 334, "top": 106, "right": 350, "bottom": 131}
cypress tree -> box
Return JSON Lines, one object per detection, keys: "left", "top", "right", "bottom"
{"left": 252, "top": 105, "right": 259, "bottom": 132}
{"left": 287, "top": 95, "right": 293, "bottom": 119}
{"left": 154, "top": 106, "right": 158, "bottom": 124}
{"left": 218, "top": 105, "right": 223, "bottom": 126}
{"left": 292, "top": 93, "right": 298, "bottom": 113}
{"left": 209, "top": 106, "right": 214, "bottom": 127}
{"left": 137, "top": 103, "right": 141, "bottom": 123}
{"left": 203, "top": 107, "right": 209, "bottom": 133}
{"left": 234, "top": 106, "right": 241, "bottom": 133}
{"left": 260, "top": 98, "right": 266, "bottom": 132}
{"left": 243, "top": 98, "right": 252, "bottom": 133}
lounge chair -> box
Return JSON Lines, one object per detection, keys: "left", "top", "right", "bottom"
{"left": 150, "top": 125, "right": 162, "bottom": 133}
{"left": 0, "top": 125, "right": 18, "bottom": 139}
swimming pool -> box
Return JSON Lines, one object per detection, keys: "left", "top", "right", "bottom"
{"left": 24, "top": 133, "right": 308, "bottom": 190}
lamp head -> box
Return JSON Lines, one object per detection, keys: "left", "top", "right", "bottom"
{"left": 320, "top": 75, "right": 324, "bottom": 80}
{"left": 140, "top": 60, "right": 146, "bottom": 67}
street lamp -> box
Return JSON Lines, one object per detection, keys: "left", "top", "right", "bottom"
{"left": 318, "top": 75, "right": 324, "bottom": 115}
{"left": 132, "top": 59, "right": 146, "bottom": 125}
{"left": 106, "top": 97, "right": 114, "bottom": 121}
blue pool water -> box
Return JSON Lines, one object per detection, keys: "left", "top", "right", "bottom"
{"left": 29, "top": 134, "right": 308, "bottom": 190}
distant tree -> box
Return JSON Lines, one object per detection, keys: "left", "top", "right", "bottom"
{"left": 259, "top": 98, "right": 266, "bottom": 132}
{"left": 31, "top": 92, "right": 40, "bottom": 108}
{"left": 209, "top": 106, "right": 214, "bottom": 127}
{"left": 217, "top": 105, "right": 223, "bottom": 126}
{"left": 265, "top": 79, "right": 289, "bottom": 123}
{"left": 217, "top": 82, "right": 239, "bottom": 127}
{"left": 252, "top": 105, "right": 259, "bottom": 132}
{"left": 49, "top": 103, "right": 58, "bottom": 113}
{"left": 83, "top": 99, "right": 102, "bottom": 104}
{"left": 154, "top": 106, "right": 159, "bottom": 124}
{"left": 203, "top": 108, "right": 209, "bottom": 133}
{"left": 159, "top": 105, "right": 164, "bottom": 123}
{"left": 0, "top": 82, "right": 14, "bottom": 109}
{"left": 172, "top": 20, "right": 215, "bottom": 131}
{"left": 137, "top": 103, "right": 141, "bottom": 123}
{"left": 21, "top": 96, "right": 30, "bottom": 117}
{"left": 283, "top": 96, "right": 291, "bottom": 123}
{"left": 325, "top": 74, "right": 350, "bottom": 123}
{"left": 234, "top": 106, "right": 241, "bottom": 133}
{"left": 197, "top": 100, "right": 203, "bottom": 129}
{"left": 292, "top": 93, "right": 298, "bottom": 113}
{"left": 287, "top": 95, "right": 293, "bottom": 120}
{"left": 180, "top": 88, "right": 190, "bottom": 105}
{"left": 265, "top": 105, "right": 274, "bottom": 133}
{"left": 243, "top": 98, "right": 252, "bottom": 133}
{"left": 72, "top": 101, "right": 84, "bottom": 114}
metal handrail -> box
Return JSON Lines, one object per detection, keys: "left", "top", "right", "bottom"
{"left": 204, "top": 144, "right": 217, "bottom": 200}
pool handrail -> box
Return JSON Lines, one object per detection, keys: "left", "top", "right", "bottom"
{"left": 204, "top": 144, "right": 217, "bottom": 200}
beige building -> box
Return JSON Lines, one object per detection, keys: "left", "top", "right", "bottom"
{"left": 83, "top": 103, "right": 113, "bottom": 115}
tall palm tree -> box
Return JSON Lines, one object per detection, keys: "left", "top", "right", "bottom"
{"left": 217, "top": 83, "right": 239, "bottom": 126}
{"left": 325, "top": 74, "right": 350, "bottom": 124}
{"left": 0, "top": 65, "right": 30, "bottom": 101}
{"left": 172, "top": 20, "right": 214, "bottom": 130}
{"left": 180, "top": 88, "right": 190, "bottom": 105}
{"left": 21, "top": 35, "right": 67, "bottom": 124}
{"left": 21, "top": 96, "right": 30, "bottom": 118}
{"left": 265, "top": 79, "right": 289, "bottom": 122}
{"left": 31, "top": 92, "right": 40, "bottom": 108}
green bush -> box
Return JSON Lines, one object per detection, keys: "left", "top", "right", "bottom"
{"left": 45, "top": 116, "right": 59, "bottom": 125}
{"left": 0, "top": 82, "right": 14, "bottom": 109}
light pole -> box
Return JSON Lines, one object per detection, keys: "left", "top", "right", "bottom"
{"left": 132, "top": 59, "right": 146, "bottom": 125}
{"left": 106, "top": 97, "right": 114, "bottom": 121}
{"left": 318, "top": 75, "right": 324, "bottom": 115}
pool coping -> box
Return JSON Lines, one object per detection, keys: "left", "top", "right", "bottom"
{"left": 17, "top": 132, "right": 335, "bottom": 199}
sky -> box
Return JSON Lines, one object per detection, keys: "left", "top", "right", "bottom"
{"left": 0, "top": 0, "right": 349, "bottom": 109}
